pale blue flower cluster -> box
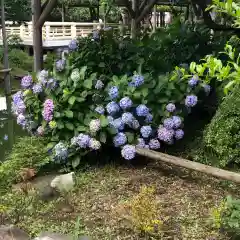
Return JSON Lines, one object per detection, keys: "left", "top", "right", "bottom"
{"left": 185, "top": 95, "right": 198, "bottom": 107}
{"left": 113, "top": 133, "right": 127, "bottom": 147}
{"left": 108, "top": 86, "right": 119, "bottom": 99}
{"left": 54, "top": 142, "right": 68, "bottom": 161}
{"left": 136, "top": 104, "right": 149, "bottom": 117}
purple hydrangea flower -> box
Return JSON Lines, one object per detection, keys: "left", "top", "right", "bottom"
{"left": 69, "top": 39, "right": 78, "bottom": 51}
{"left": 121, "top": 145, "right": 136, "bottom": 160}
{"left": 136, "top": 138, "right": 145, "bottom": 148}
{"left": 47, "top": 78, "right": 57, "bottom": 90}
{"left": 89, "top": 138, "right": 101, "bottom": 150}
{"left": 111, "top": 118, "right": 124, "bottom": 131}
{"left": 145, "top": 113, "right": 153, "bottom": 123}
{"left": 54, "top": 142, "right": 68, "bottom": 160}
{"left": 12, "top": 101, "right": 26, "bottom": 115}
{"left": 106, "top": 101, "right": 120, "bottom": 115}
{"left": 32, "top": 83, "right": 43, "bottom": 94}
{"left": 172, "top": 116, "right": 182, "bottom": 129}
{"left": 188, "top": 75, "right": 199, "bottom": 87}
{"left": 175, "top": 129, "right": 184, "bottom": 140}
{"left": 56, "top": 59, "right": 65, "bottom": 72}
{"left": 140, "top": 126, "right": 152, "bottom": 138}
{"left": 89, "top": 119, "right": 101, "bottom": 133}
{"left": 144, "top": 145, "right": 150, "bottom": 149}
{"left": 108, "top": 86, "right": 119, "bottom": 99}
{"left": 129, "top": 119, "right": 140, "bottom": 129}
{"left": 95, "top": 105, "right": 105, "bottom": 115}
{"left": 185, "top": 95, "right": 198, "bottom": 107}
{"left": 136, "top": 104, "right": 149, "bottom": 117}
{"left": 76, "top": 133, "right": 91, "bottom": 148}
{"left": 149, "top": 139, "right": 161, "bottom": 149}
{"left": 166, "top": 103, "right": 176, "bottom": 113}
{"left": 129, "top": 75, "right": 144, "bottom": 87}
{"left": 17, "top": 114, "right": 26, "bottom": 126}
{"left": 43, "top": 99, "right": 54, "bottom": 122}
{"left": 113, "top": 133, "right": 127, "bottom": 147}
{"left": 12, "top": 91, "right": 23, "bottom": 104}
{"left": 122, "top": 112, "right": 134, "bottom": 124}
{"left": 95, "top": 80, "right": 104, "bottom": 90}
{"left": 119, "top": 97, "right": 133, "bottom": 110}
{"left": 21, "top": 75, "right": 33, "bottom": 89}
{"left": 203, "top": 84, "right": 211, "bottom": 95}
{"left": 158, "top": 127, "right": 174, "bottom": 143}
{"left": 163, "top": 118, "right": 175, "bottom": 130}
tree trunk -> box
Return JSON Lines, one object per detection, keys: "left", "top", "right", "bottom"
{"left": 131, "top": 0, "right": 137, "bottom": 39}
{"left": 136, "top": 148, "right": 240, "bottom": 184}
{"left": 32, "top": 0, "right": 43, "bottom": 72}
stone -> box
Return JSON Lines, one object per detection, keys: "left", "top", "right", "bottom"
{"left": 50, "top": 172, "right": 75, "bottom": 193}
{"left": 34, "top": 232, "right": 91, "bottom": 240}
{"left": 0, "top": 225, "right": 30, "bottom": 240}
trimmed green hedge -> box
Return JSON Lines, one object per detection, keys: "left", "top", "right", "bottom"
{"left": 204, "top": 86, "right": 240, "bottom": 167}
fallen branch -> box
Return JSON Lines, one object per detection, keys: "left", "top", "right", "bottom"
{"left": 136, "top": 148, "right": 240, "bottom": 184}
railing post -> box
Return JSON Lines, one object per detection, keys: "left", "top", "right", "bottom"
{"left": 28, "top": 22, "right": 33, "bottom": 38}
{"left": 71, "top": 23, "right": 76, "bottom": 38}
{"left": 119, "top": 20, "right": 124, "bottom": 36}
{"left": 19, "top": 24, "right": 25, "bottom": 40}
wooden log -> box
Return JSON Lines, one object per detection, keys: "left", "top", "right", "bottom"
{"left": 136, "top": 148, "right": 240, "bottom": 184}
{"left": 0, "top": 68, "right": 12, "bottom": 73}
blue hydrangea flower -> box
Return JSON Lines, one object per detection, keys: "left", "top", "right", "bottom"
{"left": 136, "top": 138, "right": 145, "bottom": 148}
{"left": 56, "top": 59, "right": 65, "bottom": 72}
{"left": 47, "top": 78, "right": 57, "bottom": 90}
{"left": 175, "top": 129, "right": 184, "bottom": 140}
{"left": 158, "top": 127, "right": 174, "bottom": 143}
{"left": 76, "top": 133, "right": 91, "bottom": 148}
{"left": 140, "top": 126, "right": 152, "bottom": 138}
{"left": 121, "top": 145, "right": 136, "bottom": 160}
{"left": 108, "top": 86, "right": 119, "bottom": 99}
{"left": 163, "top": 118, "right": 175, "bottom": 130}
{"left": 129, "top": 75, "right": 144, "bottom": 87}
{"left": 106, "top": 101, "right": 120, "bottom": 115}
{"left": 107, "top": 116, "right": 114, "bottom": 123}
{"left": 95, "top": 80, "right": 104, "bottom": 90}
{"left": 12, "top": 91, "right": 23, "bottom": 104}
{"left": 17, "top": 114, "right": 26, "bottom": 126}
{"left": 21, "top": 75, "right": 33, "bottom": 89}
{"left": 185, "top": 95, "right": 198, "bottom": 107}
{"left": 136, "top": 104, "right": 149, "bottom": 117}
{"left": 122, "top": 112, "right": 134, "bottom": 124}
{"left": 54, "top": 142, "right": 68, "bottom": 160}
{"left": 203, "top": 84, "right": 211, "bottom": 95}
{"left": 111, "top": 118, "right": 124, "bottom": 131}
{"left": 172, "top": 116, "right": 182, "bottom": 129}
{"left": 188, "top": 75, "right": 199, "bottom": 87}
{"left": 166, "top": 103, "right": 176, "bottom": 113}
{"left": 69, "top": 39, "right": 78, "bottom": 51}
{"left": 129, "top": 119, "right": 140, "bottom": 129}
{"left": 145, "top": 113, "right": 153, "bottom": 123}
{"left": 119, "top": 97, "right": 133, "bottom": 110}
{"left": 113, "top": 133, "right": 127, "bottom": 147}
{"left": 89, "top": 138, "right": 101, "bottom": 150}
{"left": 149, "top": 139, "right": 160, "bottom": 149}
{"left": 95, "top": 105, "right": 105, "bottom": 115}
{"left": 32, "top": 83, "right": 42, "bottom": 94}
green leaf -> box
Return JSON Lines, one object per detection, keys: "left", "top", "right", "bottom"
{"left": 80, "top": 66, "right": 87, "bottom": 79}
{"left": 125, "top": 132, "right": 135, "bottom": 143}
{"left": 65, "top": 110, "right": 74, "bottom": 118}
{"left": 65, "top": 122, "right": 74, "bottom": 130}
{"left": 47, "top": 142, "right": 56, "bottom": 150}
{"left": 99, "top": 62, "right": 105, "bottom": 68}
{"left": 54, "top": 112, "right": 61, "bottom": 118}
{"left": 57, "top": 121, "right": 64, "bottom": 129}
{"left": 190, "top": 62, "right": 196, "bottom": 73}
{"left": 68, "top": 96, "right": 76, "bottom": 105}
{"left": 72, "top": 156, "right": 81, "bottom": 168}
{"left": 142, "top": 88, "right": 148, "bottom": 97}
{"left": 83, "top": 78, "right": 93, "bottom": 89}
{"left": 76, "top": 97, "right": 85, "bottom": 102}
{"left": 77, "top": 125, "right": 87, "bottom": 132}
{"left": 99, "top": 132, "right": 107, "bottom": 143}
{"left": 107, "top": 127, "right": 118, "bottom": 135}
{"left": 100, "top": 115, "right": 109, "bottom": 127}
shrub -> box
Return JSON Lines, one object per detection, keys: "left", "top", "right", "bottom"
{"left": 0, "top": 136, "right": 50, "bottom": 192}
{"left": 203, "top": 85, "right": 240, "bottom": 167}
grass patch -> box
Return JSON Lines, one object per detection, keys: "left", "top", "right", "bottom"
{"left": 1, "top": 162, "right": 239, "bottom": 239}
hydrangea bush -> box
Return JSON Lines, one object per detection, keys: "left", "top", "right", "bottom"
{"left": 11, "top": 40, "right": 210, "bottom": 168}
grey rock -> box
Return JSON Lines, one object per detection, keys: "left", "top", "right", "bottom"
{"left": 0, "top": 225, "right": 30, "bottom": 240}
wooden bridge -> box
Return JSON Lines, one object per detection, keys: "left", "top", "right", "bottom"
{"left": 0, "top": 21, "right": 119, "bottom": 48}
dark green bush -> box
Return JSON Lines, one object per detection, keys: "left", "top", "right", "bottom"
{"left": 203, "top": 85, "right": 240, "bottom": 167}
{"left": 0, "top": 136, "right": 50, "bottom": 192}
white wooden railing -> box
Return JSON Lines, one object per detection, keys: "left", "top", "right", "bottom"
{"left": 0, "top": 21, "right": 120, "bottom": 47}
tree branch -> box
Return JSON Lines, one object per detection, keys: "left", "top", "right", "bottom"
{"left": 36, "top": 0, "right": 58, "bottom": 28}
{"left": 136, "top": 0, "right": 157, "bottom": 24}
{"left": 139, "top": 0, "right": 148, "bottom": 13}
{"left": 122, "top": 0, "right": 135, "bottom": 18}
